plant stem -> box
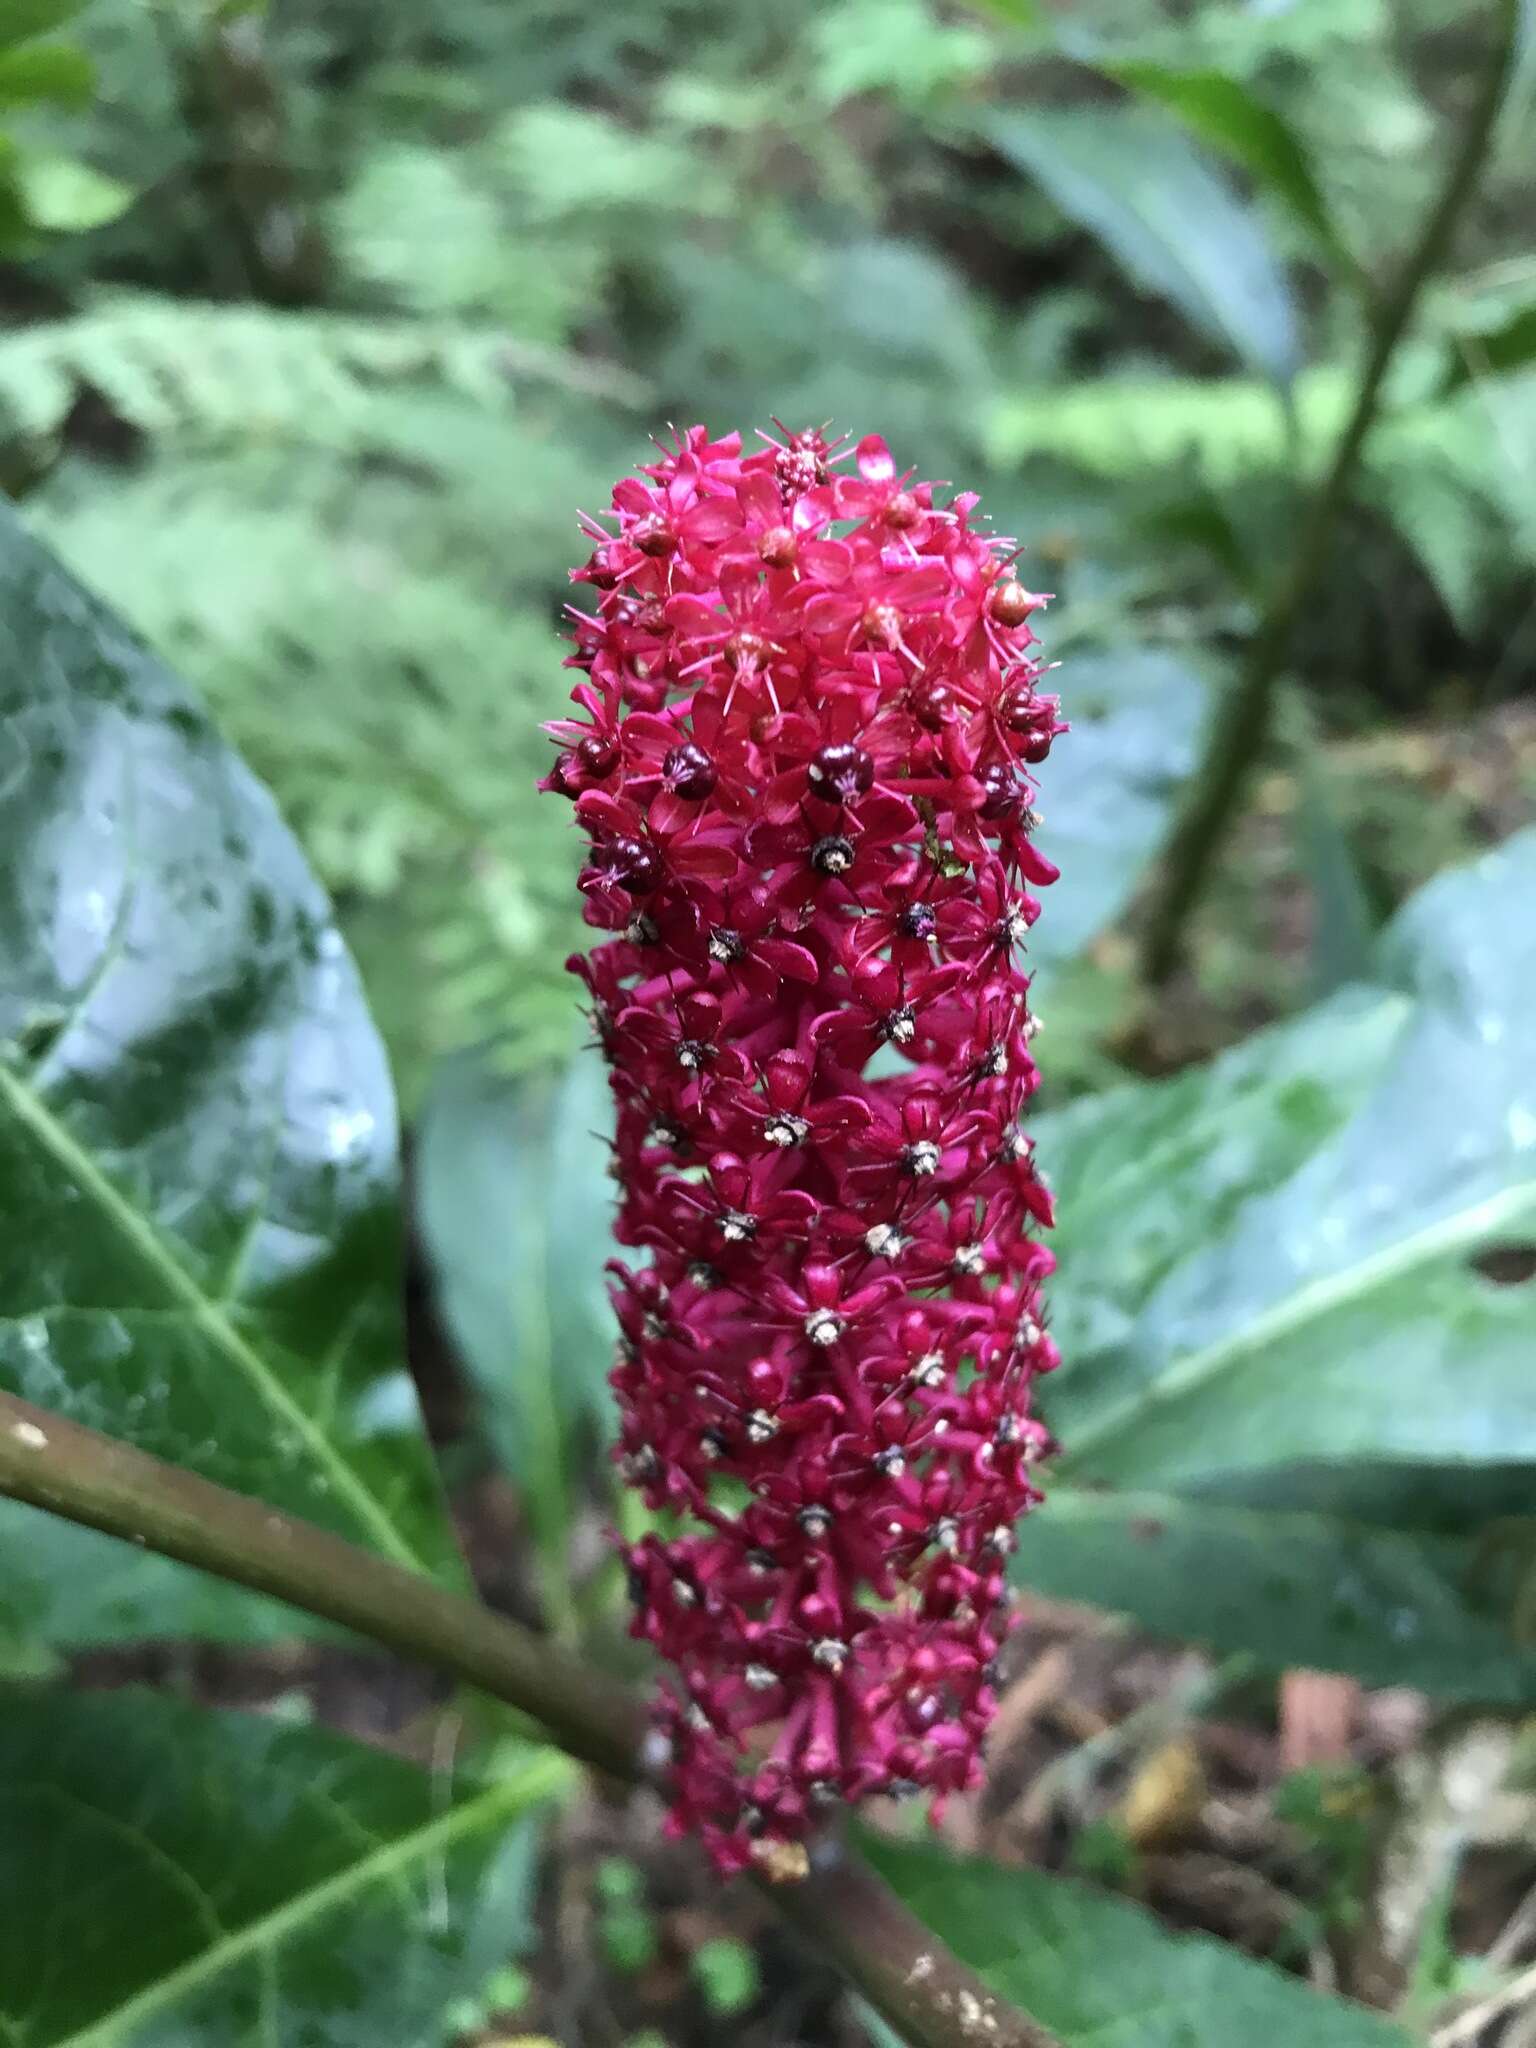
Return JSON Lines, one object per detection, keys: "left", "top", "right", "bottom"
{"left": 1138, "top": 0, "right": 1520, "bottom": 986}
{"left": 0, "top": 1391, "right": 1064, "bottom": 2048}
{"left": 0, "top": 1390, "right": 640, "bottom": 1778}
{"left": 776, "top": 1851, "right": 1065, "bottom": 2048}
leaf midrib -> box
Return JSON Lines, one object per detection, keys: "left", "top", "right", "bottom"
{"left": 0, "top": 1060, "right": 419, "bottom": 1570}
{"left": 45, "top": 1752, "right": 570, "bottom": 2048}
{"left": 1058, "top": 1175, "right": 1536, "bottom": 1472}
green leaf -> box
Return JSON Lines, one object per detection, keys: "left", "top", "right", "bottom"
{"left": 986, "top": 365, "right": 1353, "bottom": 481}
{"left": 0, "top": 1687, "right": 568, "bottom": 2047}
{"left": 860, "top": 1835, "right": 1411, "bottom": 2048}
{"left": 1025, "top": 833, "right": 1536, "bottom": 1695}
{"left": 0, "top": 1507, "right": 311, "bottom": 1651}
{"left": 967, "top": 0, "right": 1043, "bottom": 25}
{"left": 984, "top": 106, "right": 1302, "bottom": 386}
{"left": 14, "top": 151, "right": 134, "bottom": 231}
{"left": 1024, "top": 1488, "right": 1536, "bottom": 1702}
{"left": 1102, "top": 61, "right": 1344, "bottom": 262}
{"left": 416, "top": 1048, "right": 618, "bottom": 1589}
{"left": 1048, "top": 832, "right": 1536, "bottom": 1491}
{"left": 0, "top": 0, "right": 86, "bottom": 48}
{"left": 1440, "top": 303, "right": 1536, "bottom": 391}
{"left": 0, "top": 39, "right": 94, "bottom": 106}
{"left": 1028, "top": 646, "right": 1212, "bottom": 977}
{"left": 0, "top": 499, "right": 460, "bottom": 1644}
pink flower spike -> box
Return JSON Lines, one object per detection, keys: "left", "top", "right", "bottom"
{"left": 545, "top": 423, "right": 1061, "bottom": 1876}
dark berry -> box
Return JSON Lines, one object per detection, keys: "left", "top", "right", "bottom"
{"left": 909, "top": 676, "right": 954, "bottom": 730}
{"left": 807, "top": 742, "right": 874, "bottom": 804}
{"left": 979, "top": 764, "right": 1021, "bottom": 821}
{"left": 662, "top": 741, "right": 717, "bottom": 801}
{"left": 608, "top": 837, "right": 659, "bottom": 895}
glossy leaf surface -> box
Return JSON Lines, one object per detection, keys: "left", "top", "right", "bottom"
{"left": 0, "top": 1687, "right": 565, "bottom": 2046}
{"left": 1025, "top": 833, "right": 1536, "bottom": 1694}
{"left": 0, "top": 501, "right": 459, "bottom": 1642}
{"left": 1046, "top": 833, "right": 1536, "bottom": 1490}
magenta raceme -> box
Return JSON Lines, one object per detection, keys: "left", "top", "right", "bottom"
{"left": 543, "top": 423, "right": 1065, "bottom": 1875}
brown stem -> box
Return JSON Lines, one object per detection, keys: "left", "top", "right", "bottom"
{"left": 0, "top": 1391, "right": 1064, "bottom": 2048}
{"left": 776, "top": 1850, "right": 1064, "bottom": 2048}
{"left": 1138, "top": 0, "right": 1521, "bottom": 985}
{"left": 0, "top": 1390, "right": 639, "bottom": 1777}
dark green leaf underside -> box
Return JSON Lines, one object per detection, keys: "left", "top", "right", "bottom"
{"left": 1023, "top": 1486, "right": 1536, "bottom": 1702}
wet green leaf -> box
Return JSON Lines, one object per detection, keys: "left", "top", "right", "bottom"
{"left": 1027, "top": 832, "right": 1536, "bottom": 1694}
{"left": 0, "top": 500, "right": 460, "bottom": 1643}
{"left": 1047, "top": 833, "right": 1536, "bottom": 1490}
{"left": 0, "top": 1687, "right": 565, "bottom": 2046}
{"left": 862, "top": 1835, "right": 1411, "bottom": 2048}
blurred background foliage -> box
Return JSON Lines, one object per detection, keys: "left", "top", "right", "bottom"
{"left": 4, "top": 0, "right": 1533, "bottom": 1103}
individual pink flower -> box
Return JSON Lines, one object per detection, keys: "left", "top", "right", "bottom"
{"left": 544, "top": 423, "right": 1064, "bottom": 1875}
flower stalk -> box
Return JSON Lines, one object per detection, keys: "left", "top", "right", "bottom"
{"left": 0, "top": 1388, "right": 1064, "bottom": 2048}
